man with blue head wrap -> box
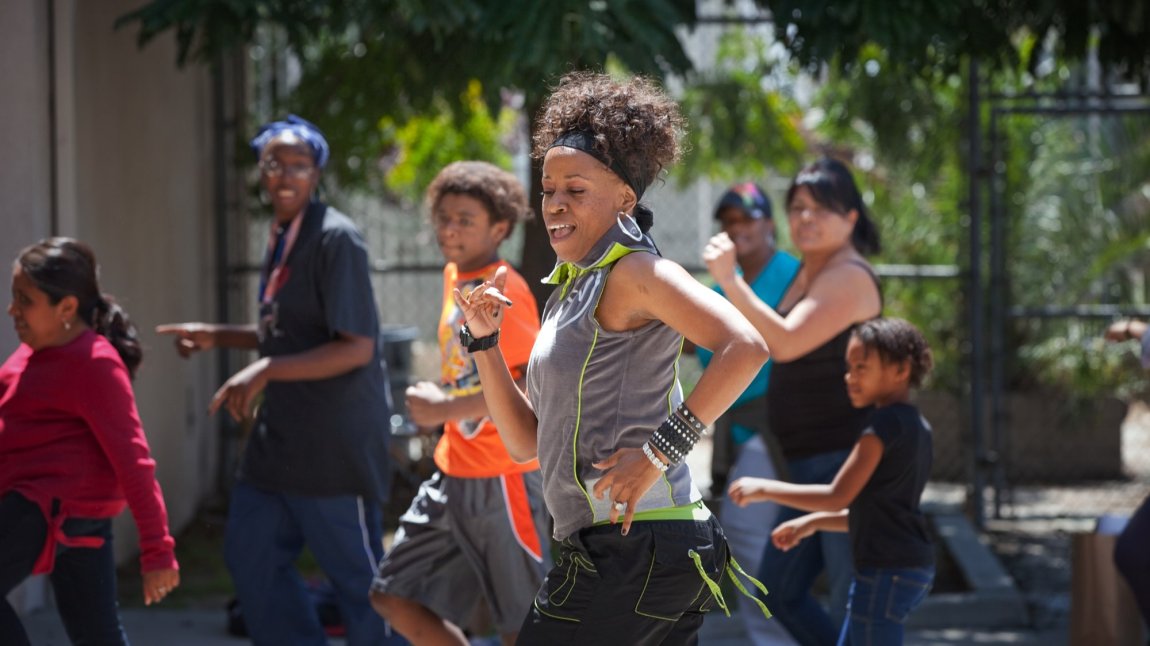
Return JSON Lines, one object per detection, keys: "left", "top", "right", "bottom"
{"left": 157, "top": 115, "right": 399, "bottom": 645}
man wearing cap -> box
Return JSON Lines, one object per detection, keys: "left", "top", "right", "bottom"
{"left": 695, "top": 182, "right": 801, "bottom": 645}
{"left": 157, "top": 115, "right": 396, "bottom": 645}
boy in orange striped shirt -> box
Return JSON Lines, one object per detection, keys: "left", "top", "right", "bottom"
{"left": 371, "top": 161, "right": 547, "bottom": 645}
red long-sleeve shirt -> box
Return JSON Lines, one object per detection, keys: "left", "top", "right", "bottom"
{"left": 0, "top": 330, "right": 177, "bottom": 574}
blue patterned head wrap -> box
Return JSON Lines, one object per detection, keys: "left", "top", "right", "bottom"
{"left": 249, "top": 114, "right": 330, "bottom": 169}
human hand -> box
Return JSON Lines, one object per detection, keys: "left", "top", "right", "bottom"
{"left": 405, "top": 381, "right": 451, "bottom": 426}
{"left": 142, "top": 568, "right": 180, "bottom": 606}
{"left": 771, "top": 517, "right": 816, "bottom": 551}
{"left": 209, "top": 358, "right": 270, "bottom": 421}
{"left": 727, "top": 477, "right": 777, "bottom": 507}
{"left": 702, "top": 232, "right": 739, "bottom": 286}
{"left": 592, "top": 448, "right": 665, "bottom": 536}
{"left": 155, "top": 323, "right": 216, "bottom": 358}
{"left": 452, "top": 266, "right": 511, "bottom": 339}
{"left": 1104, "top": 320, "right": 1138, "bottom": 343}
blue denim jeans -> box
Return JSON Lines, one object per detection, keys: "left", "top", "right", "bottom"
{"left": 757, "top": 448, "right": 854, "bottom": 646}
{"left": 0, "top": 491, "right": 128, "bottom": 646}
{"left": 1114, "top": 494, "right": 1150, "bottom": 627}
{"left": 224, "top": 481, "right": 405, "bottom": 646}
{"left": 837, "top": 566, "right": 934, "bottom": 646}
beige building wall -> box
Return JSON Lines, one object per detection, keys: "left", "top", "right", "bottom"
{"left": 0, "top": 1, "right": 54, "bottom": 339}
{"left": 2, "top": 0, "right": 226, "bottom": 608}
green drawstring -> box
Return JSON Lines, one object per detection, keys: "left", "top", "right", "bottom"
{"left": 725, "top": 554, "right": 773, "bottom": 619}
{"left": 688, "top": 549, "right": 730, "bottom": 616}
{"left": 687, "top": 549, "right": 773, "bottom": 620}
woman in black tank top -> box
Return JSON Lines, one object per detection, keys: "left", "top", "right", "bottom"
{"left": 703, "top": 157, "right": 882, "bottom": 646}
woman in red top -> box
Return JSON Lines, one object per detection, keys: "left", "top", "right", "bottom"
{"left": 0, "top": 238, "right": 179, "bottom": 645}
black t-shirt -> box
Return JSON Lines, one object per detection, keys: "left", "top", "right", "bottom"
{"left": 240, "top": 201, "right": 392, "bottom": 501}
{"left": 767, "top": 326, "right": 872, "bottom": 459}
{"left": 848, "top": 402, "right": 934, "bottom": 568}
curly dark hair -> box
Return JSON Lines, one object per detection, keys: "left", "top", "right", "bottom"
{"left": 531, "top": 71, "right": 685, "bottom": 232}
{"left": 425, "top": 161, "right": 533, "bottom": 239}
{"left": 851, "top": 317, "right": 934, "bottom": 388}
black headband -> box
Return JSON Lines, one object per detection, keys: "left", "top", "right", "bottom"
{"left": 548, "top": 129, "right": 648, "bottom": 199}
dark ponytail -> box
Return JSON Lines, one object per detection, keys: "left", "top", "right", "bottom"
{"left": 92, "top": 295, "right": 142, "bottom": 379}
{"left": 17, "top": 238, "right": 143, "bottom": 379}
{"left": 786, "top": 157, "right": 882, "bottom": 256}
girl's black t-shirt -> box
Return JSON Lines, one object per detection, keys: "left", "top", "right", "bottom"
{"left": 848, "top": 402, "right": 935, "bottom": 569}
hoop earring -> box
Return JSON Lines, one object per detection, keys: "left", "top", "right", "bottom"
{"left": 616, "top": 211, "right": 642, "bottom": 241}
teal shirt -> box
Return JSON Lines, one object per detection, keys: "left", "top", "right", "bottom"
{"left": 697, "top": 250, "right": 801, "bottom": 443}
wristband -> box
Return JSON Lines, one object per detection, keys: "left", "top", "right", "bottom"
{"left": 642, "top": 441, "right": 670, "bottom": 472}
{"left": 459, "top": 324, "right": 499, "bottom": 352}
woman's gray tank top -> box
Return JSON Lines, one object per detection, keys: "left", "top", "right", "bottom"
{"left": 527, "top": 216, "right": 703, "bottom": 540}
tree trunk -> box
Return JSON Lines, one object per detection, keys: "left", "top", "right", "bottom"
{"left": 519, "top": 98, "right": 556, "bottom": 316}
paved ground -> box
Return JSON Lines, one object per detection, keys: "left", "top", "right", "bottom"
{"left": 21, "top": 604, "right": 1070, "bottom": 645}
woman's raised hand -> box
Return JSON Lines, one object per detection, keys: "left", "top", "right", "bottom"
{"left": 451, "top": 265, "right": 511, "bottom": 338}
{"left": 702, "top": 232, "right": 739, "bottom": 286}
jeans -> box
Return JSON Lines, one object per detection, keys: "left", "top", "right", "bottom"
{"left": 0, "top": 491, "right": 129, "bottom": 646}
{"left": 224, "top": 481, "right": 404, "bottom": 646}
{"left": 837, "top": 566, "right": 934, "bottom": 646}
{"left": 757, "top": 448, "right": 854, "bottom": 646}
{"left": 1114, "top": 494, "right": 1150, "bottom": 627}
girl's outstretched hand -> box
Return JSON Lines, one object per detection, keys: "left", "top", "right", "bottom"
{"left": 771, "top": 517, "right": 816, "bottom": 552}
{"left": 452, "top": 265, "right": 511, "bottom": 338}
{"left": 727, "top": 476, "right": 777, "bottom": 507}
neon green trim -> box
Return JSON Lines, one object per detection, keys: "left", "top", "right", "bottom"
{"left": 726, "top": 554, "right": 773, "bottom": 619}
{"left": 592, "top": 500, "right": 711, "bottom": 526}
{"left": 533, "top": 600, "right": 581, "bottom": 623}
{"left": 544, "top": 242, "right": 644, "bottom": 298}
{"left": 689, "top": 549, "right": 730, "bottom": 617}
{"left": 573, "top": 328, "right": 600, "bottom": 521}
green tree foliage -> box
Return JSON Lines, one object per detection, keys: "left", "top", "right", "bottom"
{"left": 784, "top": 2, "right": 1150, "bottom": 398}
{"left": 675, "top": 26, "right": 807, "bottom": 183}
{"left": 119, "top": 0, "right": 699, "bottom": 190}
{"left": 755, "top": 0, "right": 1150, "bottom": 82}
{"left": 378, "top": 81, "right": 516, "bottom": 206}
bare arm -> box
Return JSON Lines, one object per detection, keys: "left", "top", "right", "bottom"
{"left": 404, "top": 373, "right": 530, "bottom": 428}
{"left": 452, "top": 266, "right": 540, "bottom": 462}
{"left": 705, "top": 235, "right": 880, "bottom": 361}
{"left": 728, "top": 433, "right": 884, "bottom": 512}
{"left": 209, "top": 331, "right": 376, "bottom": 421}
{"left": 607, "top": 254, "right": 770, "bottom": 424}
{"left": 592, "top": 253, "right": 770, "bottom": 531}
{"left": 772, "top": 510, "right": 850, "bottom": 552}
{"left": 155, "top": 322, "right": 259, "bottom": 356}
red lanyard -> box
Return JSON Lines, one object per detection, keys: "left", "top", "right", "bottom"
{"left": 260, "top": 213, "right": 303, "bottom": 304}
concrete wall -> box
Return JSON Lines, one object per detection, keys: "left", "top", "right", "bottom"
{"left": 1, "top": 0, "right": 224, "bottom": 605}
{"left": 0, "top": 1, "right": 54, "bottom": 337}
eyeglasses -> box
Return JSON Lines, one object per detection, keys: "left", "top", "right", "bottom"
{"left": 259, "top": 159, "right": 316, "bottom": 179}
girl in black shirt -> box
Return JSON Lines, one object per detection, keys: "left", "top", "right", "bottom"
{"left": 730, "top": 318, "right": 935, "bottom": 646}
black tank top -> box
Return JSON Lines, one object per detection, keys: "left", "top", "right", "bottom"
{"left": 767, "top": 261, "right": 881, "bottom": 460}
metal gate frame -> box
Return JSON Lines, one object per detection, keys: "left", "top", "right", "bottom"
{"left": 967, "top": 61, "right": 1150, "bottom": 527}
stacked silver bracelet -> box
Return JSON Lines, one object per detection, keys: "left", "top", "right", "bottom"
{"left": 642, "top": 441, "right": 669, "bottom": 472}
{"left": 648, "top": 403, "right": 707, "bottom": 466}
